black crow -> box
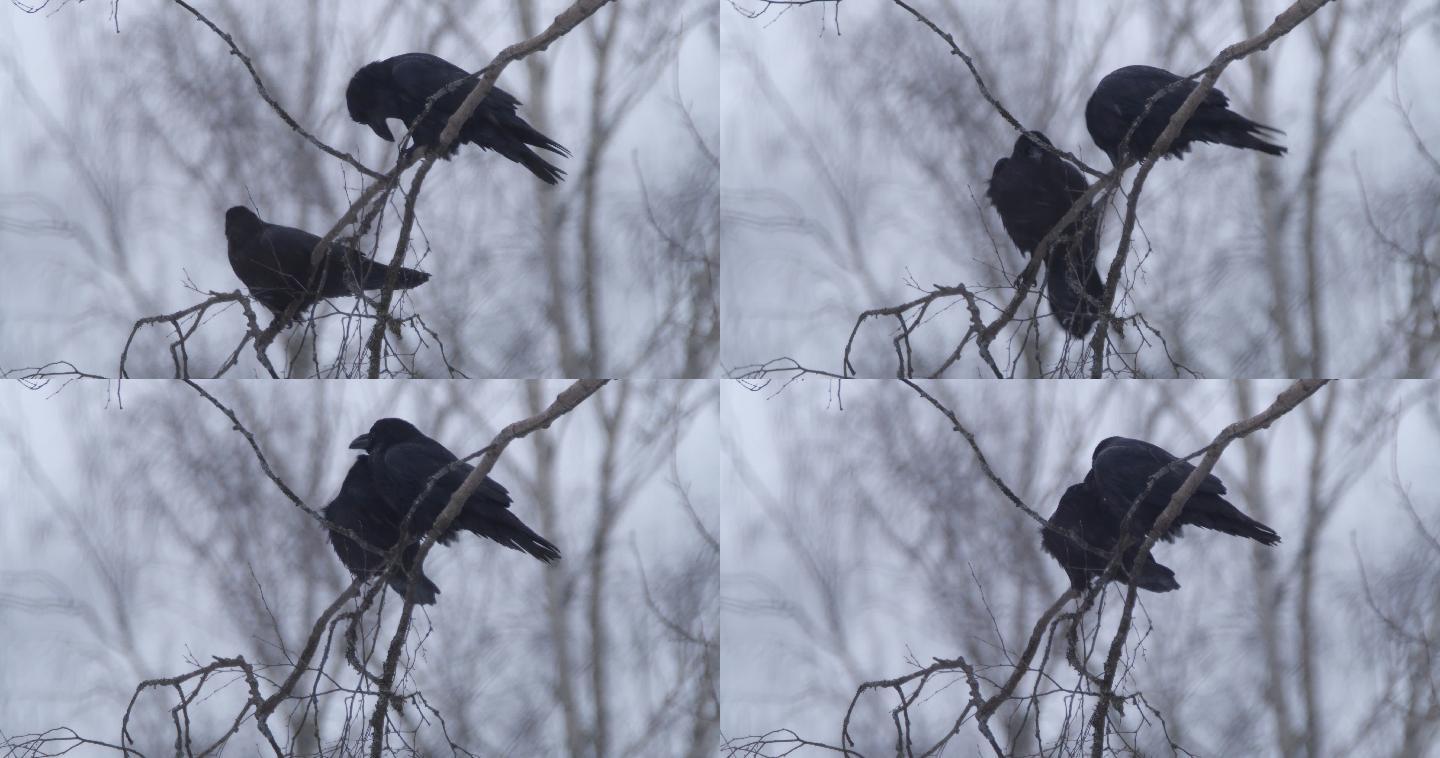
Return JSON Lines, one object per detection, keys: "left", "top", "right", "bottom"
{"left": 323, "top": 456, "right": 441, "bottom": 605}
{"left": 1085, "top": 436, "right": 1281, "bottom": 546}
{"left": 349, "top": 418, "right": 561, "bottom": 569}
{"left": 345, "top": 52, "right": 570, "bottom": 184}
{"left": 1085, "top": 65, "right": 1285, "bottom": 165}
{"left": 987, "top": 133, "right": 1109, "bottom": 337}
{"left": 224, "top": 206, "right": 429, "bottom": 322}
{"left": 1041, "top": 483, "right": 1180, "bottom": 593}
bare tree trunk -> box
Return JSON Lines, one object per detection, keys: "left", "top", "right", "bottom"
{"left": 519, "top": 0, "right": 581, "bottom": 376}
{"left": 526, "top": 381, "right": 588, "bottom": 758}
{"left": 586, "top": 384, "right": 631, "bottom": 758}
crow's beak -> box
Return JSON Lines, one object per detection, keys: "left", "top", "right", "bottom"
{"left": 348, "top": 433, "right": 372, "bottom": 451}
{"left": 368, "top": 119, "right": 395, "bottom": 142}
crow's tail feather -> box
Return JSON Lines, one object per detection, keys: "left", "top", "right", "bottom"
{"left": 506, "top": 118, "right": 570, "bottom": 158}
{"left": 1128, "top": 558, "right": 1181, "bottom": 593}
{"left": 1185, "top": 494, "right": 1281, "bottom": 545}
{"left": 514, "top": 147, "right": 566, "bottom": 185}
{"left": 1046, "top": 254, "right": 1100, "bottom": 338}
{"left": 355, "top": 260, "right": 430, "bottom": 292}
{"left": 1045, "top": 226, "right": 1121, "bottom": 339}
{"left": 1199, "top": 111, "right": 1286, "bottom": 156}
{"left": 460, "top": 508, "right": 562, "bottom": 563}
{"left": 462, "top": 118, "right": 568, "bottom": 183}
{"left": 386, "top": 571, "right": 440, "bottom": 606}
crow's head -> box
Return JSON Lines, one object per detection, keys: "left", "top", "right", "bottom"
{"left": 1091, "top": 436, "right": 1129, "bottom": 463}
{"left": 346, "top": 62, "right": 396, "bottom": 142}
{"left": 1013, "top": 131, "right": 1055, "bottom": 162}
{"left": 224, "top": 206, "right": 265, "bottom": 243}
{"left": 349, "top": 418, "right": 424, "bottom": 452}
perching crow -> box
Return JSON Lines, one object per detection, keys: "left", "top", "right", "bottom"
{"left": 1085, "top": 65, "right": 1285, "bottom": 164}
{"left": 987, "top": 132, "right": 1109, "bottom": 337}
{"left": 224, "top": 206, "right": 429, "bottom": 322}
{"left": 346, "top": 52, "right": 570, "bottom": 184}
{"left": 349, "top": 417, "right": 561, "bottom": 576}
{"left": 1041, "top": 483, "right": 1181, "bottom": 593}
{"left": 323, "top": 456, "right": 441, "bottom": 605}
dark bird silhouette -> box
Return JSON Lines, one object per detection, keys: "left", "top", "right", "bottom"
{"left": 323, "top": 456, "right": 441, "bottom": 605}
{"left": 346, "top": 52, "right": 570, "bottom": 184}
{"left": 224, "top": 206, "right": 429, "bottom": 322}
{"left": 987, "top": 132, "right": 1110, "bottom": 337}
{"left": 350, "top": 417, "right": 561, "bottom": 575}
{"left": 1041, "top": 483, "right": 1180, "bottom": 593}
{"left": 1085, "top": 65, "right": 1285, "bottom": 164}
{"left": 1085, "top": 436, "right": 1281, "bottom": 546}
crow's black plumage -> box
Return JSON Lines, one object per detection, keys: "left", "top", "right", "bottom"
{"left": 323, "top": 456, "right": 441, "bottom": 605}
{"left": 987, "top": 133, "right": 1109, "bottom": 337}
{"left": 350, "top": 418, "right": 561, "bottom": 568}
{"left": 345, "top": 52, "right": 570, "bottom": 184}
{"left": 1085, "top": 436, "right": 1281, "bottom": 546}
{"left": 224, "top": 206, "right": 429, "bottom": 321}
{"left": 1041, "top": 483, "right": 1180, "bottom": 593}
{"left": 1085, "top": 65, "right": 1286, "bottom": 165}
{"left": 987, "top": 133, "right": 1089, "bottom": 254}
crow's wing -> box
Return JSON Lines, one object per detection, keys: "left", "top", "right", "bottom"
{"left": 376, "top": 439, "right": 456, "bottom": 504}
{"left": 989, "top": 157, "right": 1077, "bottom": 253}
{"left": 1114, "top": 66, "right": 1230, "bottom": 119}
{"left": 260, "top": 223, "right": 388, "bottom": 299}
{"left": 380, "top": 438, "right": 514, "bottom": 513}
{"left": 1091, "top": 437, "right": 1226, "bottom": 523}
{"left": 258, "top": 224, "right": 318, "bottom": 272}
{"left": 386, "top": 53, "right": 470, "bottom": 117}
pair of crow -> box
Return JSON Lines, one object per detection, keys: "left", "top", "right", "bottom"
{"left": 987, "top": 65, "right": 1286, "bottom": 338}
{"left": 226, "top": 52, "right": 569, "bottom": 323}
{"left": 1041, "top": 436, "right": 1279, "bottom": 594}
{"left": 325, "top": 417, "right": 559, "bottom": 606}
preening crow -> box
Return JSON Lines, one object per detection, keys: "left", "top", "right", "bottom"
{"left": 224, "top": 206, "right": 429, "bottom": 322}
{"left": 1085, "top": 65, "right": 1285, "bottom": 164}
{"left": 1085, "top": 436, "right": 1281, "bottom": 546}
{"left": 346, "top": 52, "right": 570, "bottom": 184}
{"left": 323, "top": 456, "right": 441, "bottom": 605}
{"left": 1041, "top": 483, "right": 1180, "bottom": 593}
{"left": 349, "top": 418, "right": 561, "bottom": 566}
{"left": 987, "top": 133, "right": 1109, "bottom": 337}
